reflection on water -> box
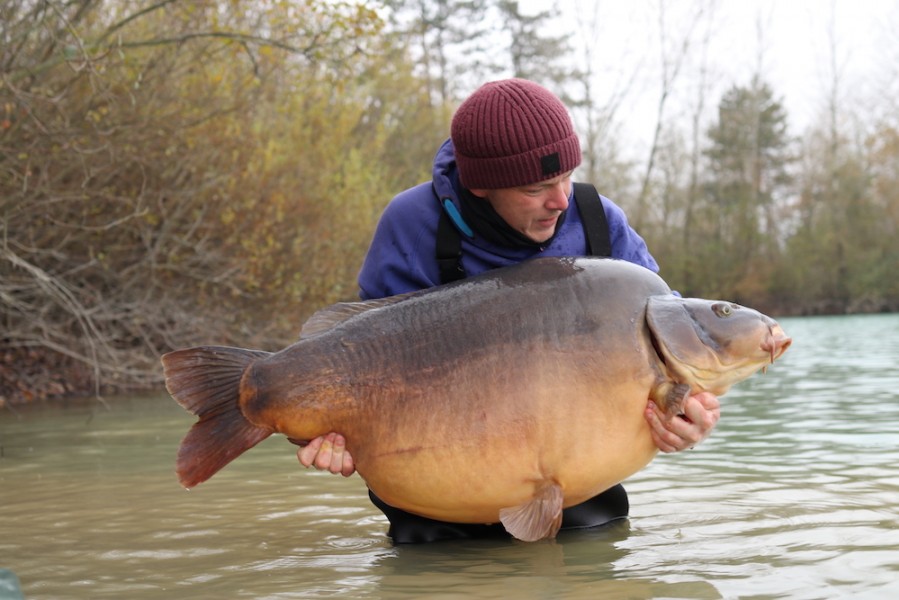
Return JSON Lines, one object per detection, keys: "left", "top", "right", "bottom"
{"left": 2, "top": 314, "right": 898, "bottom": 599}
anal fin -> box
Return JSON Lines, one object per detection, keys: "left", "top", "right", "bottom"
{"left": 499, "top": 483, "right": 564, "bottom": 542}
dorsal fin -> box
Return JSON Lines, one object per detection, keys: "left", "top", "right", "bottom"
{"left": 499, "top": 483, "right": 564, "bottom": 542}
{"left": 299, "top": 292, "right": 418, "bottom": 339}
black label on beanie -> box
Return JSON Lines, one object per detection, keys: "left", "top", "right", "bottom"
{"left": 541, "top": 152, "right": 561, "bottom": 176}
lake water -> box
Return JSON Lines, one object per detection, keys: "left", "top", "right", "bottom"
{"left": 1, "top": 314, "right": 898, "bottom": 599}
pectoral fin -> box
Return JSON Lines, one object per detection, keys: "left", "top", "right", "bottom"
{"left": 499, "top": 483, "right": 564, "bottom": 542}
{"left": 665, "top": 382, "right": 692, "bottom": 415}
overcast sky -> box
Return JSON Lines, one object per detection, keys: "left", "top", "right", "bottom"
{"left": 526, "top": 0, "right": 898, "bottom": 156}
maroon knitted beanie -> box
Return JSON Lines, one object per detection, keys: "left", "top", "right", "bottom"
{"left": 451, "top": 79, "right": 581, "bottom": 190}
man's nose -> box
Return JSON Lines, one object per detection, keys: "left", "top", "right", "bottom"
{"left": 545, "top": 183, "right": 570, "bottom": 211}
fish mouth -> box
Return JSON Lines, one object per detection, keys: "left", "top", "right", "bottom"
{"left": 761, "top": 324, "right": 792, "bottom": 365}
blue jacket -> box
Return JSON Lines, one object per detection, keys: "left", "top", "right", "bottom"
{"left": 358, "top": 139, "right": 659, "bottom": 300}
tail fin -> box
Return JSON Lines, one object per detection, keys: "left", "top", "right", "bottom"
{"left": 161, "top": 345, "right": 273, "bottom": 488}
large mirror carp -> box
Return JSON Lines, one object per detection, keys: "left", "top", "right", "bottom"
{"left": 163, "top": 257, "right": 791, "bottom": 541}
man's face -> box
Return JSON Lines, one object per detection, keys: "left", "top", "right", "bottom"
{"left": 470, "top": 171, "right": 573, "bottom": 243}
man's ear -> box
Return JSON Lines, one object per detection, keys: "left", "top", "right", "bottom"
{"left": 468, "top": 188, "right": 488, "bottom": 198}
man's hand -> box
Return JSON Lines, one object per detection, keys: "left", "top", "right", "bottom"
{"left": 297, "top": 432, "right": 356, "bottom": 477}
{"left": 644, "top": 392, "right": 721, "bottom": 453}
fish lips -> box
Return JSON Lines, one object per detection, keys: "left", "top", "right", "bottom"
{"left": 762, "top": 325, "right": 792, "bottom": 364}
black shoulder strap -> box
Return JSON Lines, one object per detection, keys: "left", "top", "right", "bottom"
{"left": 573, "top": 182, "right": 611, "bottom": 257}
{"left": 436, "top": 203, "right": 466, "bottom": 284}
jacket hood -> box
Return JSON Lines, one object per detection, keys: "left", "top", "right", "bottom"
{"left": 432, "top": 138, "right": 462, "bottom": 205}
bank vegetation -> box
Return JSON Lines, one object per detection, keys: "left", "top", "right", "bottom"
{"left": 2, "top": 1, "right": 898, "bottom": 405}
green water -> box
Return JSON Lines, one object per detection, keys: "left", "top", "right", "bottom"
{"left": 2, "top": 314, "right": 898, "bottom": 599}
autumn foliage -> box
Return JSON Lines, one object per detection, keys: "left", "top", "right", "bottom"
{"left": 1, "top": 0, "right": 445, "bottom": 403}
{"left": 2, "top": 1, "right": 898, "bottom": 405}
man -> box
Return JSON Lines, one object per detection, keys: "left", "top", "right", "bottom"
{"left": 298, "top": 79, "right": 720, "bottom": 543}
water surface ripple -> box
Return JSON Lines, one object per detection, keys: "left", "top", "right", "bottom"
{"left": 2, "top": 314, "right": 897, "bottom": 599}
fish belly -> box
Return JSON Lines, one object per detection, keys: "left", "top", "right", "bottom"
{"left": 344, "top": 376, "right": 659, "bottom": 524}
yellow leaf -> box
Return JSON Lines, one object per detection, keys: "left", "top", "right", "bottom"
{"left": 221, "top": 207, "right": 236, "bottom": 225}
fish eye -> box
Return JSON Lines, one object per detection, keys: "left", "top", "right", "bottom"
{"left": 713, "top": 302, "right": 734, "bottom": 317}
